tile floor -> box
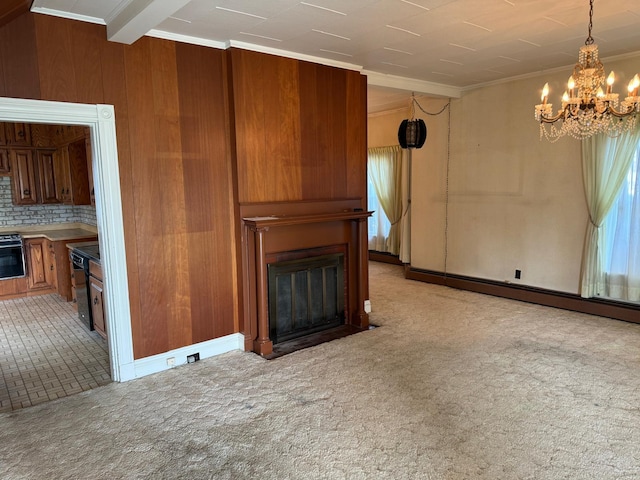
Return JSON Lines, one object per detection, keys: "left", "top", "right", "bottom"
{"left": 0, "top": 294, "right": 110, "bottom": 413}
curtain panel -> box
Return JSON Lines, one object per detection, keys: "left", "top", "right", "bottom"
{"left": 367, "top": 146, "right": 405, "bottom": 256}
{"left": 579, "top": 124, "right": 640, "bottom": 298}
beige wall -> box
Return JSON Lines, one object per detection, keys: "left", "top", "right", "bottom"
{"left": 368, "top": 54, "right": 640, "bottom": 294}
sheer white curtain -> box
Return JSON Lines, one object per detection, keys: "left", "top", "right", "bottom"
{"left": 367, "top": 146, "right": 406, "bottom": 256}
{"left": 601, "top": 148, "right": 640, "bottom": 302}
{"left": 580, "top": 124, "right": 640, "bottom": 298}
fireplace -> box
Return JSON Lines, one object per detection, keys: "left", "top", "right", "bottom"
{"left": 241, "top": 200, "right": 371, "bottom": 356}
{"left": 268, "top": 253, "right": 345, "bottom": 344}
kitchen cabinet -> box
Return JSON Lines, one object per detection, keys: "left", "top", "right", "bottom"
{"left": 25, "top": 237, "right": 55, "bottom": 292}
{"left": 89, "top": 259, "right": 106, "bottom": 339}
{"left": 0, "top": 148, "right": 9, "bottom": 175}
{"left": 10, "top": 148, "right": 61, "bottom": 205}
{"left": 51, "top": 124, "right": 85, "bottom": 146}
{"left": 3, "top": 122, "right": 31, "bottom": 147}
{"left": 85, "top": 133, "right": 95, "bottom": 206}
{"left": 54, "top": 139, "right": 90, "bottom": 205}
{"left": 10, "top": 149, "right": 38, "bottom": 205}
{"left": 54, "top": 235, "right": 96, "bottom": 301}
{"left": 36, "top": 149, "right": 60, "bottom": 204}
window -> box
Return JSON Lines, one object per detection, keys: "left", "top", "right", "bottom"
{"left": 367, "top": 174, "right": 391, "bottom": 252}
{"left": 601, "top": 142, "right": 640, "bottom": 302}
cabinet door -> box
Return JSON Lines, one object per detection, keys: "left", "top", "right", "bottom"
{"left": 36, "top": 150, "right": 61, "bottom": 204}
{"left": 67, "top": 138, "right": 91, "bottom": 205}
{"left": 89, "top": 276, "right": 106, "bottom": 338}
{"left": 54, "top": 147, "right": 71, "bottom": 203}
{"left": 25, "top": 238, "right": 54, "bottom": 291}
{"left": 85, "top": 132, "right": 95, "bottom": 206}
{"left": 0, "top": 123, "right": 7, "bottom": 146}
{"left": 10, "top": 149, "right": 38, "bottom": 205}
{"left": 5, "top": 122, "right": 31, "bottom": 146}
{"left": 0, "top": 149, "right": 9, "bottom": 175}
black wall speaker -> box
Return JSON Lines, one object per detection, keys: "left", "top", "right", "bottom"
{"left": 398, "top": 119, "right": 427, "bottom": 149}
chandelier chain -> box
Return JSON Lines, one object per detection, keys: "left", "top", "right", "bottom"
{"left": 585, "top": 0, "right": 594, "bottom": 45}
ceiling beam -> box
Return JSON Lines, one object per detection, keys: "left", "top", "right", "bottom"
{"left": 365, "top": 71, "right": 462, "bottom": 99}
{"left": 106, "top": 0, "right": 190, "bottom": 45}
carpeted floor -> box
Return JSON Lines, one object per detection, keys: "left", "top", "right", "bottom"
{"left": 1, "top": 262, "right": 640, "bottom": 479}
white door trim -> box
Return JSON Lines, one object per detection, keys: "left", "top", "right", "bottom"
{"left": 0, "top": 97, "right": 135, "bottom": 381}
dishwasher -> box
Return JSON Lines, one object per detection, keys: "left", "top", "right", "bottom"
{"left": 70, "top": 250, "right": 94, "bottom": 331}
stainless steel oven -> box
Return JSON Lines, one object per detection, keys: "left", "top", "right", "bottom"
{"left": 0, "top": 233, "right": 26, "bottom": 280}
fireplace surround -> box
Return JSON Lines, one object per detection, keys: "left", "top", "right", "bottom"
{"left": 241, "top": 200, "right": 371, "bottom": 356}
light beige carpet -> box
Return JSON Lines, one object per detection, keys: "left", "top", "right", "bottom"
{"left": 1, "top": 262, "right": 640, "bottom": 479}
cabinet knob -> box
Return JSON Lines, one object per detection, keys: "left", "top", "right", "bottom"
{"left": 93, "top": 297, "right": 99, "bottom": 305}
{"left": 50, "top": 265, "right": 54, "bottom": 270}
{"left": 23, "top": 189, "right": 30, "bottom": 195}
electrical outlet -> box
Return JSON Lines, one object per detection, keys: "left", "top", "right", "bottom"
{"left": 364, "top": 300, "right": 372, "bottom": 313}
{"left": 515, "top": 269, "right": 521, "bottom": 279}
{"left": 167, "top": 357, "right": 176, "bottom": 367}
{"left": 187, "top": 353, "right": 200, "bottom": 364}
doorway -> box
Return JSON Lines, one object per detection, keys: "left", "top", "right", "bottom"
{"left": 0, "top": 97, "right": 133, "bottom": 385}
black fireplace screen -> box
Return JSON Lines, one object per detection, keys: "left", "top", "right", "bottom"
{"left": 268, "top": 253, "right": 345, "bottom": 344}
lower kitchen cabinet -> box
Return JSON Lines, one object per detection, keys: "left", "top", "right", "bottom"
{"left": 25, "top": 237, "right": 55, "bottom": 293}
{"left": 89, "top": 260, "right": 106, "bottom": 339}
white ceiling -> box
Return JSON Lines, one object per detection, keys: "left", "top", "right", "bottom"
{"left": 31, "top": 0, "right": 640, "bottom": 112}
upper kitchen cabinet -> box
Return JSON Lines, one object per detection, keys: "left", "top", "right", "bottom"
{"left": 55, "top": 138, "right": 90, "bottom": 205}
{"left": 10, "top": 147, "right": 65, "bottom": 205}
{"left": 36, "top": 149, "right": 60, "bottom": 204}
{"left": 0, "top": 149, "right": 9, "bottom": 175}
{"left": 3, "top": 122, "right": 32, "bottom": 147}
{"left": 10, "top": 149, "right": 38, "bottom": 205}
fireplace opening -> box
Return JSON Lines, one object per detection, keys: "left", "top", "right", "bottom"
{"left": 268, "top": 253, "right": 345, "bottom": 344}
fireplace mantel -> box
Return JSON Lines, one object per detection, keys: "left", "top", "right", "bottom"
{"left": 241, "top": 207, "right": 372, "bottom": 356}
{"left": 243, "top": 210, "right": 372, "bottom": 229}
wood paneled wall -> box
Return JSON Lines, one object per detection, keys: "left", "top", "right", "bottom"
{"left": 229, "top": 48, "right": 367, "bottom": 205}
{"left": 0, "top": 13, "right": 238, "bottom": 359}
{"left": 0, "top": 13, "right": 368, "bottom": 361}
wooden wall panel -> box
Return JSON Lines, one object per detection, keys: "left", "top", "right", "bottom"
{"left": 231, "top": 49, "right": 302, "bottom": 203}
{"left": 98, "top": 29, "right": 143, "bottom": 352}
{"left": 33, "top": 15, "right": 78, "bottom": 102}
{"left": 0, "top": 13, "right": 40, "bottom": 99}
{"left": 175, "top": 43, "right": 238, "bottom": 341}
{"left": 299, "top": 62, "right": 348, "bottom": 199}
{"left": 123, "top": 37, "right": 171, "bottom": 358}
{"left": 150, "top": 38, "right": 192, "bottom": 352}
{"left": 231, "top": 48, "right": 367, "bottom": 205}
{"left": 69, "top": 21, "right": 106, "bottom": 104}
{"left": 346, "top": 72, "right": 367, "bottom": 204}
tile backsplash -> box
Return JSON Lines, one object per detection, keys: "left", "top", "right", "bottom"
{"left": 0, "top": 176, "right": 97, "bottom": 227}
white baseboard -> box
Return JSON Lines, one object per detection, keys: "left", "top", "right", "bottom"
{"left": 118, "top": 333, "right": 245, "bottom": 381}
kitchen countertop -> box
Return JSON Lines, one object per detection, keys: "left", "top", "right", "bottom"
{"left": 0, "top": 223, "right": 98, "bottom": 241}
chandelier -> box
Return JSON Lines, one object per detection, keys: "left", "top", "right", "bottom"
{"left": 534, "top": 0, "right": 640, "bottom": 142}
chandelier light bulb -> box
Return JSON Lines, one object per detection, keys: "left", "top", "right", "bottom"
{"left": 541, "top": 83, "right": 549, "bottom": 103}
{"left": 606, "top": 71, "right": 614, "bottom": 94}
{"left": 568, "top": 76, "right": 576, "bottom": 97}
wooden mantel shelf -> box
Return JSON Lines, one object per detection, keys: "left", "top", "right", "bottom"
{"left": 243, "top": 210, "right": 372, "bottom": 229}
